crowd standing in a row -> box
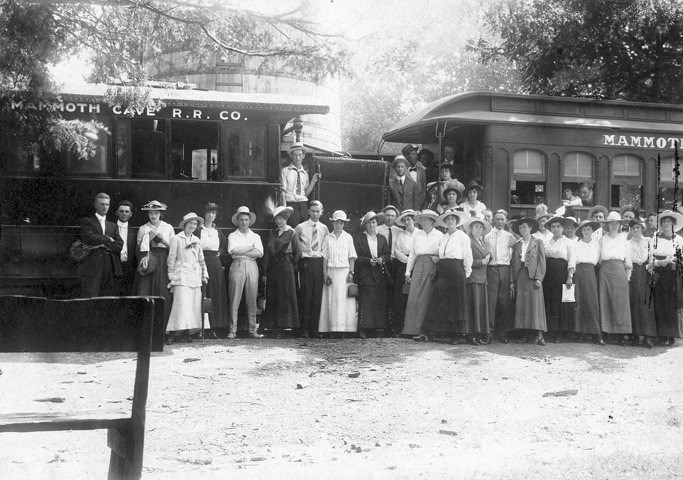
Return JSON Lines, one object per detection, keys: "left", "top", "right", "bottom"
{"left": 77, "top": 143, "right": 682, "bottom": 347}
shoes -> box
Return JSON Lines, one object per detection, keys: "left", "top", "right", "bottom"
{"left": 644, "top": 337, "right": 654, "bottom": 348}
{"left": 478, "top": 336, "right": 491, "bottom": 345}
{"left": 535, "top": 337, "right": 546, "bottom": 346}
{"left": 631, "top": 335, "right": 639, "bottom": 347}
{"left": 597, "top": 336, "right": 606, "bottom": 346}
{"left": 466, "top": 336, "right": 478, "bottom": 346}
{"left": 226, "top": 332, "right": 236, "bottom": 339}
{"left": 412, "top": 334, "right": 428, "bottom": 342}
{"left": 358, "top": 330, "right": 367, "bottom": 339}
{"left": 498, "top": 336, "right": 508, "bottom": 344}
{"left": 165, "top": 335, "right": 174, "bottom": 346}
{"left": 205, "top": 330, "right": 219, "bottom": 340}
{"left": 248, "top": 332, "right": 264, "bottom": 339}
{"left": 300, "top": 331, "right": 309, "bottom": 339}
{"left": 668, "top": 337, "right": 676, "bottom": 346}
{"left": 618, "top": 336, "right": 626, "bottom": 346}
{"left": 183, "top": 335, "right": 193, "bottom": 343}
{"left": 553, "top": 337, "right": 560, "bottom": 344}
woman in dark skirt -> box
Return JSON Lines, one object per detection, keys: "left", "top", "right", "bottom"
{"left": 464, "top": 217, "right": 491, "bottom": 344}
{"left": 354, "top": 211, "right": 391, "bottom": 338}
{"left": 137, "top": 200, "right": 174, "bottom": 328}
{"left": 510, "top": 217, "right": 547, "bottom": 345}
{"left": 423, "top": 209, "right": 471, "bottom": 344}
{"left": 196, "top": 202, "right": 229, "bottom": 338}
{"left": 628, "top": 219, "right": 656, "bottom": 348}
{"left": 652, "top": 210, "right": 683, "bottom": 346}
{"left": 573, "top": 220, "right": 603, "bottom": 344}
{"left": 542, "top": 216, "right": 576, "bottom": 342}
{"left": 262, "top": 206, "right": 301, "bottom": 337}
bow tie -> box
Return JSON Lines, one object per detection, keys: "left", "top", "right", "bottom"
{"left": 409, "top": 167, "right": 417, "bottom": 172}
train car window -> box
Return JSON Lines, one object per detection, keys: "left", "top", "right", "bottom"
{"left": 171, "top": 120, "right": 218, "bottom": 181}
{"left": 511, "top": 149, "right": 546, "bottom": 205}
{"left": 222, "top": 125, "right": 266, "bottom": 179}
{"left": 563, "top": 152, "right": 595, "bottom": 206}
{"left": 0, "top": 135, "right": 40, "bottom": 173}
{"left": 131, "top": 118, "right": 166, "bottom": 179}
{"left": 63, "top": 127, "right": 110, "bottom": 176}
{"left": 657, "top": 157, "right": 681, "bottom": 209}
{"left": 611, "top": 154, "right": 642, "bottom": 209}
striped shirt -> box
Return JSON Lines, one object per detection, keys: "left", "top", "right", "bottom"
{"left": 322, "top": 230, "right": 356, "bottom": 268}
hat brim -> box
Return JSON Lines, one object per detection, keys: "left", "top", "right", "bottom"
{"left": 545, "top": 216, "right": 567, "bottom": 228}
{"left": 511, "top": 218, "right": 540, "bottom": 235}
{"left": 361, "top": 212, "right": 386, "bottom": 227}
{"left": 179, "top": 216, "right": 204, "bottom": 229}
{"left": 576, "top": 221, "right": 601, "bottom": 239}
{"left": 203, "top": 205, "right": 220, "bottom": 215}
{"left": 658, "top": 212, "right": 683, "bottom": 231}
{"left": 391, "top": 159, "right": 410, "bottom": 169}
{"left": 464, "top": 218, "right": 492, "bottom": 235}
{"left": 587, "top": 205, "right": 608, "bottom": 218}
{"left": 232, "top": 211, "right": 257, "bottom": 227}
{"left": 435, "top": 210, "right": 466, "bottom": 228}
{"left": 329, "top": 217, "right": 350, "bottom": 223}
{"left": 273, "top": 206, "right": 294, "bottom": 220}
{"left": 416, "top": 213, "right": 439, "bottom": 225}
{"left": 395, "top": 210, "right": 417, "bottom": 227}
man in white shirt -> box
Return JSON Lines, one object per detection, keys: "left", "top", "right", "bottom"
{"left": 377, "top": 205, "right": 402, "bottom": 335}
{"left": 280, "top": 142, "right": 320, "bottom": 227}
{"left": 484, "top": 209, "right": 517, "bottom": 343}
{"left": 294, "top": 200, "right": 328, "bottom": 338}
{"left": 115, "top": 200, "right": 136, "bottom": 296}
{"left": 227, "top": 206, "right": 264, "bottom": 339}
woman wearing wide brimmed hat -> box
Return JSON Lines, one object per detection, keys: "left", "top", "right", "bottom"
{"left": 562, "top": 216, "right": 579, "bottom": 240}
{"left": 196, "top": 202, "right": 229, "bottom": 338}
{"left": 421, "top": 210, "right": 471, "bottom": 343}
{"left": 652, "top": 210, "right": 683, "bottom": 346}
{"left": 262, "top": 205, "right": 301, "bottom": 338}
{"left": 137, "top": 200, "right": 174, "bottom": 326}
{"left": 532, "top": 211, "right": 553, "bottom": 245}
{"left": 402, "top": 210, "right": 443, "bottom": 337}
{"left": 391, "top": 209, "right": 418, "bottom": 334}
{"left": 463, "top": 218, "right": 492, "bottom": 344}
{"left": 318, "top": 210, "right": 358, "bottom": 336}
{"left": 627, "top": 219, "right": 656, "bottom": 347}
{"left": 166, "top": 213, "right": 209, "bottom": 344}
{"left": 354, "top": 211, "right": 391, "bottom": 338}
{"left": 542, "top": 216, "right": 577, "bottom": 342}
{"left": 459, "top": 181, "right": 486, "bottom": 219}
{"left": 597, "top": 211, "right": 633, "bottom": 343}
{"left": 510, "top": 217, "right": 548, "bottom": 345}
{"left": 572, "top": 220, "right": 603, "bottom": 343}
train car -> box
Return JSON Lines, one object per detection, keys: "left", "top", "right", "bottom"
{"left": 382, "top": 91, "right": 683, "bottom": 219}
{"left": 0, "top": 84, "right": 386, "bottom": 297}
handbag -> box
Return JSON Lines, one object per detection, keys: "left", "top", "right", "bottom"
{"left": 561, "top": 284, "right": 575, "bottom": 303}
{"left": 137, "top": 254, "right": 158, "bottom": 276}
{"left": 347, "top": 283, "right": 359, "bottom": 298}
{"left": 402, "top": 282, "right": 410, "bottom": 295}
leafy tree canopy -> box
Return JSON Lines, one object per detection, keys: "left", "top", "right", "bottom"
{"left": 469, "top": 0, "right": 683, "bottom": 103}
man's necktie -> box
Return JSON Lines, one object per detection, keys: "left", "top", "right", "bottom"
{"left": 388, "top": 228, "right": 393, "bottom": 251}
{"left": 311, "top": 227, "right": 318, "bottom": 252}
{"left": 295, "top": 170, "right": 302, "bottom": 195}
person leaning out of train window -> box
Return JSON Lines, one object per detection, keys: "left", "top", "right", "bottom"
{"left": 579, "top": 182, "right": 594, "bottom": 206}
{"left": 459, "top": 181, "right": 486, "bottom": 219}
{"left": 510, "top": 217, "right": 548, "bottom": 345}
{"left": 652, "top": 210, "right": 683, "bottom": 347}
{"left": 403, "top": 144, "right": 427, "bottom": 208}
{"left": 562, "top": 184, "right": 582, "bottom": 207}
{"left": 280, "top": 142, "right": 319, "bottom": 227}
{"left": 389, "top": 155, "right": 419, "bottom": 212}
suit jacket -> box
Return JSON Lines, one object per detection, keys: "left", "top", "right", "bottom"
{"left": 389, "top": 176, "right": 419, "bottom": 212}
{"left": 408, "top": 164, "right": 427, "bottom": 208}
{"left": 511, "top": 236, "right": 546, "bottom": 283}
{"left": 467, "top": 235, "right": 489, "bottom": 284}
{"left": 353, "top": 233, "right": 391, "bottom": 287}
{"left": 76, "top": 215, "right": 124, "bottom": 280}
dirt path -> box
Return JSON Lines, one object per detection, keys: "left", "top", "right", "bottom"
{"left": 1, "top": 338, "right": 682, "bottom": 479}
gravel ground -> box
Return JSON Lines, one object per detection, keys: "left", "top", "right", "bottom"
{"left": 1, "top": 337, "right": 682, "bottom": 479}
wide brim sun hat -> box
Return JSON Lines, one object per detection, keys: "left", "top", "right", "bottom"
{"left": 395, "top": 209, "right": 417, "bottom": 227}
{"left": 179, "top": 212, "right": 204, "bottom": 230}
{"left": 329, "top": 210, "right": 350, "bottom": 223}
{"left": 360, "top": 211, "right": 386, "bottom": 227}
{"left": 576, "top": 220, "right": 601, "bottom": 240}
{"left": 141, "top": 200, "right": 167, "bottom": 211}
{"left": 587, "top": 205, "right": 609, "bottom": 219}
{"left": 442, "top": 185, "right": 461, "bottom": 201}
{"left": 415, "top": 209, "right": 439, "bottom": 226}
{"left": 436, "top": 208, "right": 466, "bottom": 229}
{"left": 545, "top": 216, "right": 567, "bottom": 229}
{"left": 464, "top": 217, "right": 492, "bottom": 236}
{"left": 231, "top": 206, "right": 257, "bottom": 227}
{"left": 511, "top": 217, "right": 540, "bottom": 235}
{"left": 657, "top": 210, "right": 683, "bottom": 231}
{"left": 599, "top": 211, "right": 629, "bottom": 224}
{"left": 272, "top": 205, "right": 294, "bottom": 221}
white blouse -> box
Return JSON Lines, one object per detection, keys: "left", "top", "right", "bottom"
{"left": 439, "top": 229, "right": 473, "bottom": 277}
{"left": 652, "top": 234, "right": 682, "bottom": 266}
{"left": 545, "top": 236, "right": 577, "bottom": 269}
{"left": 366, "top": 233, "right": 378, "bottom": 258}
{"left": 138, "top": 221, "right": 175, "bottom": 252}
{"left": 393, "top": 228, "right": 418, "bottom": 264}
{"left": 406, "top": 228, "right": 443, "bottom": 276}
{"left": 533, "top": 229, "right": 552, "bottom": 245}
{"left": 199, "top": 225, "right": 220, "bottom": 251}
{"left": 629, "top": 236, "right": 652, "bottom": 265}
{"left": 458, "top": 200, "right": 486, "bottom": 219}
{"left": 575, "top": 239, "right": 600, "bottom": 265}
{"left": 322, "top": 230, "right": 357, "bottom": 268}
{"left": 599, "top": 234, "right": 632, "bottom": 269}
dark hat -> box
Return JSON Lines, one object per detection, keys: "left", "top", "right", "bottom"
{"left": 442, "top": 185, "right": 461, "bottom": 201}
{"left": 576, "top": 220, "right": 601, "bottom": 240}
{"left": 401, "top": 144, "right": 419, "bottom": 157}
{"left": 360, "top": 211, "right": 386, "bottom": 227}
{"left": 545, "top": 216, "right": 567, "bottom": 228}
{"left": 203, "top": 202, "right": 220, "bottom": 215}
{"left": 511, "top": 217, "right": 540, "bottom": 235}
{"left": 464, "top": 180, "right": 483, "bottom": 194}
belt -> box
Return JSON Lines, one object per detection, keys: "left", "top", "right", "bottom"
{"left": 488, "top": 264, "right": 510, "bottom": 268}
{"left": 232, "top": 256, "right": 256, "bottom": 261}
{"left": 204, "top": 250, "right": 220, "bottom": 257}
{"left": 300, "top": 257, "right": 324, "bottom": 261}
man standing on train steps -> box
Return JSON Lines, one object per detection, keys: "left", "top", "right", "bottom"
{"left": 402, "top": 144, "right": 426, "bottom": 208}
{"left": 77, "top": 192, "right": 123, "bottom": 298}
{"left": 280, "top": 142, "right": 320, "bottom": 227}
{"left": 389, "top": 155, "right": 419, "bottom": 211}
{"left": 295, "top": 200, "right": 328, "bottom": 338}
{"left": 115, "top": 200, "right": 136, "bottom": 296}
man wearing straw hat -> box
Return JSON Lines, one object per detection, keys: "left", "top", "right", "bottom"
{"left": 226, "top": 206, "right": 264, "bottom": 339}
{"left": 280, "top": 142, "right": 320, "bottom": 227}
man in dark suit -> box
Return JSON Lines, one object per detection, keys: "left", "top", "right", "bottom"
{"left": 77, "top": 193, "right": 123, "bottom": 298}
{"left": 115, "top": 200, "right": 136, "bottom": 296}
{"left": 402, "top": 144, "right": 427, "bottom": 208}
{"left": 389, "top": 155, "right": 419, "bottom": 212}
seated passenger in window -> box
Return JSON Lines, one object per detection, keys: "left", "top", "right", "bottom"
{"left": 579, "top": 183, "right": 594, "bottom": 206}
{"left": 562, "top": 184, "right": 583, "bottom": 207}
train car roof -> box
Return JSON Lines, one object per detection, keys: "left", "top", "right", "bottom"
{"left": 383, "top": 91, "right": 683, "bottom": 143}
{"left": 59, "top": 83, "right": 330, "bottom": 115}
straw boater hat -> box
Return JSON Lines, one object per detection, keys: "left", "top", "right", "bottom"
{"left": 395, "top": 209, "right": 417, "bottom": 227}
{"left": 588, "top": 205, "right": 609, "bottom": 219}
{"left": 231, "top": 206, "right": 256, "bottom": 227}
{"left": 436, "top": 208, "right": 466, "bottom": 229}
{"left": 179, "top": 212, "right": 204, "bottom": 229}
{"left": 382, "top": 205, "right": 399, "bottom": 216}
{"left": 511, "top": 217, "right": 540, "bottom": 235}
{"left": 203, "top": 202, "right": 220, "bottom": 215}
{"left": 464, "top": 217, "right": 492, "bottom": 236}
{"left": 442, "top": 185, "right": 461, "bottom": 202}
{"left": 576, "top": 220, "right": 601, "bottom": 240}
{"left": 360, "top": 211, "right": 386, "bottom": 227}
{"left": 391, "top": 155, "right": 410, "bottom": 170}
{"left": 329, "top": 210, "right": 350, "bottom": 223}
{"left": 415, "top": 209, "right": 439, "bottom": 226}
{"left": 600, "top": 211, "right": 629, "bottom": 225}
{"left": 464, "top": 180, "right": 483, "bottom": 195}
{"left": 658, "top": 210, "right": 683, "bottom": 231}
{"left": 272, "top": 205, "right": 293, "bottom": 221}
{"left": 141, "top": 200, "right": 167, "bottom": 211}
{"left": 289, "top": 142, "right": 306, "bottom": 154}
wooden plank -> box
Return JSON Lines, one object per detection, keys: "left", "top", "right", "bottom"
{"left": 0, "top": 411, "right": 129, "bottom": 432}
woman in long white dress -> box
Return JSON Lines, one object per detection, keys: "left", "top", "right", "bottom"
{"left": 318, "top": 210, "right": 357, "bottom": 336}
{"left": 166, "top": 213, "right": 209, "bottom": 343}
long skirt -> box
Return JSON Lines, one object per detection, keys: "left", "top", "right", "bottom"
{"left": 358, "top": 268, "right": 387, "bottom": 331}
{"left": 573, "top": 263, "right": 600, "bottom": 334}
{"left": 318, "top": 267, "right": 358, "bottom": 332}
{"left": 424, "top": 259, "right": 466, "bottom": 336}
{"left": 654, "top": 266, "right": 683, "bottom": 338}
{"left": 203, "top": 251, "right": 229, "bottom": 329}
{"left": 543, "top": 257, "right": 573, "bottom": 332}
{"left": 264, "top": 256, "right": 299, "bottom": 329}
{"left": 598, "top": 259, "right": 632, "bottom": 334}
{"left": 464, "top": 282, "right": 489, "bottom": 335}
{"left": 391, "top": 261, "right": 408, "bottom": 334}
{"left": 166, "top": 285, "right": 202, "bottom": 332}
{"left": 514, "top": 266, "right": 547, "bottom": 331}
{"left": 401, "top": 255, "right": 437, "bottom": 335}
{"left": 630, "top": 263, "right": 657, "bottom": 337}
{"left": 138, "top": 248, "right": 171, "bottom": 326}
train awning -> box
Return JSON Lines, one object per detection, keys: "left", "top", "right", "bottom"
{"left": 382, "top": 91, "right": 683, "bottom": 144}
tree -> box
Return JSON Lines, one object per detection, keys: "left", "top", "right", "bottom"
{"left": 469, "top": 0, "right": 683, "bottom": 103}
